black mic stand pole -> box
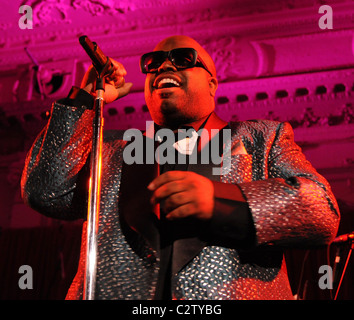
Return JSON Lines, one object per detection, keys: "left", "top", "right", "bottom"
{"left": 79, "top": 36, "right": 112, "bottom": 300}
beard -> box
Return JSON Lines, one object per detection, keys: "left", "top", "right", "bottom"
{"left": 145, "top": 86, "right": 214, "bottom": 129}
{"left": 156, "top": 100, "right": 197, "bottom": 130}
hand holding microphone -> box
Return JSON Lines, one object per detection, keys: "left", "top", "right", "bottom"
{"left": 79, "top": 35, "right": 132, "bottom": 103}
{"left": 332, "top": 232, "right": 354, "bottom": 244}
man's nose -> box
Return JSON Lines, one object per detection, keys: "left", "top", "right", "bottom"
{"left": 157, "top": 58, "right": 177, "bottom": 73}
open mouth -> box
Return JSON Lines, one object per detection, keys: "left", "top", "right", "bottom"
{"left": 153, "top": 74, "right": 182, "bottom": 89}
{"left": 157, "top": 78, "right": 181, "bottom": 89}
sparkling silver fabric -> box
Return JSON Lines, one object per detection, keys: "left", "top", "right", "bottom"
{"left": 21, "top": 102, "right": 340, "bottom": 300}
{"left": 175, "top": 120, "right": 339, "bottom": 300}
{"left": 232, "top": 120, "right": 340, "bottom": 246}
{"left": 21, "top": 103, "right": 159, "bottom": 299}
{"left": 175, "top": 246, "right": 292, "bottom": 300}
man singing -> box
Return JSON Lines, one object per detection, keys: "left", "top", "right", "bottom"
{"left": 21, "top": 35, "right": 340, "bottom": 300}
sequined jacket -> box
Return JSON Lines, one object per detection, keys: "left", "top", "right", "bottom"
{"left": 21, "top": 91, "right": 340, "bottom": 300}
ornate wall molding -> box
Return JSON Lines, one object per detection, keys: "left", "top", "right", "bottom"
{"left": 0, "top": 28, "right": 353, "bottom": 106}
{"left": 1, "top": 1, "right": 353, "bottom": 71}
{"left": 0, "top": 0, "right": 354, "bottom": 228}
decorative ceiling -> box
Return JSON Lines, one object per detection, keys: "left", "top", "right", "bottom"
{"left": 0, "top": 0, "right": 352, "bottom": 97}
{"left": 0, "top": 0, "right": 353, "bottom": 229}
{"left": 1, "top": 0, "right": 353, "bottom": 72}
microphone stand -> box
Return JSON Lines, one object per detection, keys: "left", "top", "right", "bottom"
{"left": 84, "top": 74, "right": 104, "bottom": 300}
{"left": 333, "top": 235, "right": 354, "bottom": 300}
{"left": 79, "top": 37, "right": 112, "bottom": 300}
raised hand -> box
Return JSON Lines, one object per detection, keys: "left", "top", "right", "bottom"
{"left": 80, "top": 58, "right": 133, "bottom": 104}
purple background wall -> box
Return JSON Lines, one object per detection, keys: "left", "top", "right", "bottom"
{"left": 0, "top": 0, "right": 353, "bottom": 300}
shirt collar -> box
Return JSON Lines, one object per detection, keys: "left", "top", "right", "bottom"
{"left": 153, "top": 111, "right": 226, "bottom": 132}
{"left": 144, "top": 111, "right": 228, "bottom": 141}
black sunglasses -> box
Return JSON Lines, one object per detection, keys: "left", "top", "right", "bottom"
{"left": 140, "top": 47, "right": 213, "bottom": 76}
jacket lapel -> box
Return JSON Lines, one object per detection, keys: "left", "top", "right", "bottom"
{"left": 119, "top": 136, "right": 160, "bottom": 252}
{"left": 172, "top": 120, "right": 253, "bottom": 275}
{"left": 221, "top": 123, "right": 253, "bottom": 184}
{"left": 172, "top": 114, "right": 227, "bottom": 275}
{"left": 118, "top": 117, "right": 253, "bottom": 276}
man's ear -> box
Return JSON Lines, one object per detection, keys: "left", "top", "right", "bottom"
{"left": 209, "top": 77, "right": 218, "bottom": 97}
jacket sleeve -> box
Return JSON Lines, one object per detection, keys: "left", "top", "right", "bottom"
{"left": 208, "top": 121, "right": 340, "bottom": 248}
{"left": 237, "top": 121, "right": 340, "bottom": 247}
{"left": 21, "top": 87, "right": 95, "bottom": 220}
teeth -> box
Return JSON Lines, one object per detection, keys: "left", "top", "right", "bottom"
{"left": 158, "top": 78, "right": 180, "bottom": 88}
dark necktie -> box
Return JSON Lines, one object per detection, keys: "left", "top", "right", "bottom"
{"left": 154, "top": 126, "right": 196, "bottom": 299}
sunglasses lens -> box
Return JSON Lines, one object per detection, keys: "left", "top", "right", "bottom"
{"left": 141, "top": 52, "right": 165, "bottom": 73}
{"left": 171, "top": 48, "right": 196, "bottom": 68}
{"left": 140, "top": 48, "right": 198, "bottom": 73}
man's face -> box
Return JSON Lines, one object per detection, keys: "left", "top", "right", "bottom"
{"left": 144, "top": 36, "right": 218, "bottom": 129}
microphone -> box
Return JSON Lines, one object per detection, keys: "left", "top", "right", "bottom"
{"left": 79, "top": 35, "right": 114, "bottom": 77}
{"left": 332, "top": 232, "right": 354, "bottom": 244}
